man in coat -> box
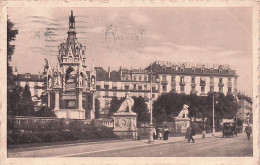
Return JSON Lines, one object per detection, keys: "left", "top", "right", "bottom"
{"left": 244, "top": 124, "right": 252, "bottom": 140}
{"left": 188, "top": 126, "right": 195, "bottom": 143}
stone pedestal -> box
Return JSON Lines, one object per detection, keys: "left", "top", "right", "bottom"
{"left": 175, "top": 118, "right": 190, "bottom": 133}
{"left": 112, "top": 112, "right": 138, "bottom": 139}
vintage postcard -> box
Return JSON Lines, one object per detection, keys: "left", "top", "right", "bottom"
{"left": 0, "top": 0, "right": 259, "bottom": 165}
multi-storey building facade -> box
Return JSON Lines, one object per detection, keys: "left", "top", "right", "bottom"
{"left": 148, "top": 61, "right": 238, "bottom": 96}
{"left": 14, "top": 70, "right": 45, "bottom": 111}
{"left": 94, "top": 61, "right": 238, "bottom": 115}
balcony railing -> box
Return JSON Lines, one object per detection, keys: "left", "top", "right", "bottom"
{"left": 218, "top": 83, "right": 224, "bottom": 87}
{"left": 161, "top": 80, "right": 168, "bottom": 85}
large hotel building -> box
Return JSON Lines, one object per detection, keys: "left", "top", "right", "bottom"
{"left": 94, "top": 61, "right": 238, "bottom": 115}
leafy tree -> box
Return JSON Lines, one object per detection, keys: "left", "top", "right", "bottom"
{"left": 132, "top": 96, "right": 149, "bottom": 125}
{"left": 7, "top": 18, "right": 18, "bottom": 62}
{"left": 109, "top": 97, "right": 124, "bottom": 116}
{"left": 95, "top": 98, "right": 100, "bottom": 119}
{"left": 16, "top": 85, "right": 35, "bottom": 116}
{"left": 7, "top": 18, "right": 19, "bottom": 117}
{"left": 36, "top": 106, "right": 56, "bottom": 117}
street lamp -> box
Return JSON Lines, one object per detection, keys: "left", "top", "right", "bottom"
{"left": 148, "top": 65, "right": 154, "bottom": 144}
{"left": 212, "top": 92, "right": 219, "bottom": 136}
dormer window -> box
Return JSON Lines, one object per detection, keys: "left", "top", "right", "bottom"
{"left": 201, "top": 68, "right": 205, "bottom": 73}
{"left": 25, "top": 73, "right": 31, "bottom": 78}
{"left": 218, "top": 65, "right": 223, "bottom": 74}
{"left": 180, "top": 64, "right": 185, "bottom": 72}
{"left": 192, "top": 67, "right": 195, "bottom": 72}
{"left": 210, "top": 68, "right": 213, "bottom": 74}
{"left": 171, "top": 66, "right": 175, "bottom": 72}
{"left": 163, "top": 66, "right": 166, "bottom": 72}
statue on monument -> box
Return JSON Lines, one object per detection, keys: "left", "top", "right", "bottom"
{"left": 117, "top": 92, "right": 134, "bottom": 113}
{"left": 177, "top": 104, "right": 189, "bottom": 118}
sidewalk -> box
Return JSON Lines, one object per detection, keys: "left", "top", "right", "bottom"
{"left": 8, "top": 131, "right": 223, "bottom": 157}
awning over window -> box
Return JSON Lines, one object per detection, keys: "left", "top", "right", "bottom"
{"left": 200, "top": 77, "right": 206, "bottom": 81}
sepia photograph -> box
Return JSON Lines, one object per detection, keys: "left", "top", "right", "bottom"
{"left": 1, "top": 1, "right": 259, "bottom": 164}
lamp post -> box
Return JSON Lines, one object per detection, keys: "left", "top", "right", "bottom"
{"left": 212, "top": 92, "right": 219, "bottom": 136}
{"left": 148, "top": 68, "right": 154, "bottom": 144}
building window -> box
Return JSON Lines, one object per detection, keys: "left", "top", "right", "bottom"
{"left": 105, "top": 100, "right": 110, "bottom": 108}
{"left": 191, "top": 77, "right": 195, "bottom": 83}
{"left": 26, "top": 81, "right": 29, "bottom": 85}
{"left": 105, "top": 91, "right": 109, "bottom": 96}
{"left": 133, "top": 75, "right": 136, "bottom": 81}
{"left": 103, "top": 84, "right": 109, "bottom": 90}
{"left": 152, "top": 86, "right": 156, "bottom": 92}
{"left": 219, "top": 78, "right": 223, "bottom": 83}
{"left": 144, "top": 93, "right": 148, "bottom": 98}
{"left": 210, "top": 77, "right": 214, "bottom": 83}
{"left": 112, "top": 86, "right": 117, "bottom": 90}
{"left": 162, "top": 85, "right": 167, "bottom": 92}
{"left": 162, "top": 75, "right": 166, "bottom": 82}
{"left": 201, "top": 86, "right": 205, "bottom": 93}
{"left": 228, "top": 87, "right": 232, "bottom": 93}
{"left": 35, "top": 82, "right": 38, "bottom": 86}
{"left": 180, "top": 85, "right": 185, "bottom": 92}
{"left": 171, "top": 67, "right": 175, "bottom": 72}
{"left": 171, "top": 76, "right": 175, "bottom": 82}
{"left": 25, "top": 73, "right": 31, "bottom": 78}
{"left": 35, "top": 90, "right": 38, "bottom": 96}
{"left": 163, "top": 66, "right": 166, "bottom": 72}
{"left": 201, "top": 68, "right": 205, "bottom": 73}
{"left": 192, "top": 68, "right": 195, "bottom": 72}
{"left": 133, "top": 84, "right": 136, "bottom": 90}
{"left": 96, "top": 85, "right": 101, "bottom": 90}
{"left": 125, "top": 85, "right": 129, "bottom": 90}
{"left": 210, "top": 68, "right": 213, "bottom": 73}
{"left": 144, "top": 85, "right": 147, "bottom": 90}
{"left": 144, "top": 75, "right": 148, "bottom": 81}
{"left": 171, "top": 85, "right": 176, "bottom": 92}
{"left": 138, "top": 85, "right": 142, "bottom": 90}
{"left": 180, "top": 77, "right": 184, "bottom": 84}
{"left": 139, "top": 75, "right": 142, "bottom": 81}
{"left": 210, "top": 86, "right": 214, "bottom": 92}
{"left": 113, "top": 92, "right": 117, "bottom": 97}
{"left": 219, "top": 87, "right": 223, "bottom": 93}
{"left": 200, "top": 77, "right": 206, "bottom": 86}
{"left": 191, "top": 86, "right": 196, "bottom": 92}
{"left": 152, "top": 94, "right": 155, "bottom": 98}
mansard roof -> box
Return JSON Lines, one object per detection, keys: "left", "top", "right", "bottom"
{"left": 146, "top": 61, "right": 238, "bottom": 77}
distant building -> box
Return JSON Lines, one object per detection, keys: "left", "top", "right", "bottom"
{"left": 14, "top": 70, "right": 45, "bottom": 111}
{"left": 237, "top": 94, "right": 253, "bottom": 123}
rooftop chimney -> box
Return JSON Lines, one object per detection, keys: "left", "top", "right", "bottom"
{"left": 108, "top": 66, "right": 111, "bottom": 79}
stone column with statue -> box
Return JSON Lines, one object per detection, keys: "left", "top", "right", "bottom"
{"left": 175, "top": 104, "right": 191, "bottom": 133}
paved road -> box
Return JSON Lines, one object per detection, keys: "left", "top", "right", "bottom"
{"left": 70, "top": 134, "right": 253, "bottom": 157}
{"left": 8, "top": 133, "right": 252, "bottom": 157}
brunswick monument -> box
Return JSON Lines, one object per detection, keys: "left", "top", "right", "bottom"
{"left": 46, "top": 11, "right": 96, "bottom": 119}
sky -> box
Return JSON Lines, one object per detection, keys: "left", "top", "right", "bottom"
{"left": 8, "top": 7, "right": 252, "bottom": 97}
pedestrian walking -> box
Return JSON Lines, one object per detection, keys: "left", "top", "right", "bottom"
{"left": 163, "top": 126, "right": 170, "bottom": 140}
{"left": 202, "top": 129, "right": 206, "bottom": 139}
{"left": 159, "top": 128, "right": 163, "bottom": 140}
{"left": 153, "top": 127, "right": 157, "bottom": 140}
{"left": 188, "top": 126, "right": 195, "bottom": 143}
{"left": 244, "top": 124, "right": 252, "bottom": 140}
{"left": 185, "top": 126, "right": 191, "bottom": 141}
